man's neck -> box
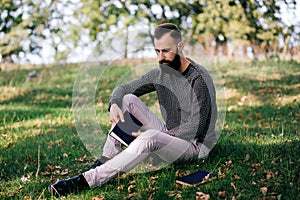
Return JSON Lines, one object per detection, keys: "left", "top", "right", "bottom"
{"left": 179, "top": 57, "right": 190, "bottom": 73}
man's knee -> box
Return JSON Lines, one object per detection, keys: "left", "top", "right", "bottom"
{"left": 122, "top": 94, "right": 139, "bottom": 105}
{"left": 139, "top": 129, "right": 160, "bottom": 139}
{"left": 133, "top": 129, "right": 161, "bottom": 149}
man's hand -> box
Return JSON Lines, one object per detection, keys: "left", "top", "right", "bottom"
{"left": 109, "top": 103, "right": 125, "bottom": 125}
{"left": 132, "top": 131, "right": 141, "bottom": 137}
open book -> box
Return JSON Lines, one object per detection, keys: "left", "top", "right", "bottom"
{"left": 109, "top": 111, "right": 143, "bottom": 146}
{"left": 175, "top": 170, "right": 217, "bottom": 186}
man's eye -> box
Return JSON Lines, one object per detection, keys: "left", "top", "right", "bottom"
{"left": 155, "top": 49, "right": 171, "bottom": 54}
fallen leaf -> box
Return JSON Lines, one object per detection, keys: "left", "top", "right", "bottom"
{"left": 47, "top": 164, "right": 55, "bottom": 171}
{"left": 245, "top": 154, "right": 250, "bottom": 161}
{"left": 45, "top": 114, "right": 52, "bottom": 118}
{"left": 233, "top": 174, "right": 240, "bottom": 179}
{"left": 230, "top": 182, "right": 237, "bottom": 191}
{"left": 55, "top": 139, "right": 62, "bottom": 147}
{"left": 41, "top": 171, "right": 51, "bottom": 176}
{"left": 196, "top": 191, "right": 210, "bottom": 200}
{"left": 117, "top": 184, "right": 124, "bottom": 191}
{"left": 77, "top": 154, "right": 87, "bottom": 162}
{"left": 166, "top": 190, "right": 182, "bottom": 198}
{"left": 92, "top": 196, "right": 105, "bottom": 200}
{"left": 61, "top": 169, "right": 69, "bottom": 175}
{"left": 18, "top": 185, "right": 24, "bottom": 191}
{"left": 251, "top": 163, "right": 261, "bottom": 169}
{"left": 218, "top": 190, "right": 226, "bottom": 197}
{"left": 128, "top": 184, "right": 136, "bottom": 193}
{"left": 264, "top": 169, "right": 273, "bottom": 179}
{"left": 226, "top": 160, "right": 233, "bottom": 166}
{"left": 255, "top": 113, "right": 262, "bottom": 119}
{"left": 260, "top": 187, "right": 268, "bottom": 195}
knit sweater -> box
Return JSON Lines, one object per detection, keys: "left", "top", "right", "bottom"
{"left": 109, "top": 58, "right": 217, "bottom": 148}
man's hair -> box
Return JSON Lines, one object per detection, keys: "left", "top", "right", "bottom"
{"left": 154, "top": 23, "right": 182, "bottom": 43}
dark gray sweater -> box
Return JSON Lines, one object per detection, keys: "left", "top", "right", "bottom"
{"left": 109, "top": 58, "right": 217, "bottom": 148}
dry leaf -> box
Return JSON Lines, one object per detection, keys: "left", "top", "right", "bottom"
{"left": 35, "top": 121, "right": 42, "bottom": 128}
{"left": 55, "top": 139, "right": 62, "bottom": 147}
{"left": 233, "top": 174, "right": 240, "bottom": 179}
{"left": 61, "top": 169, "right": 69, "bottom": 175}
{"left": 48, "top": 141, "right": 54, "bottom": 149}
{"left": 77, "top": 154, "right": 87, "bottom": 162}
{"left": 41, "top": 171, "right": 50, "bottom": 176}
{"left": 251, "top": 163, "right": 261, "bottom": 169}
{"left": 218, "top": 190, "right": 226, "bottom": 197}
{"left": 255, "top": 113, "right": 262, "bottom": 119}
{"left": 117, "top": 184, "right": 124, "bottom": 191}
{"left": 245, "top": 154, "right": 250, "bottom": 161}
{"left": 92, "top": 196, "right": 105, "bottom": 200}
{"left": 264, "top": 169, "right": 273, "bottom": 179}
{"left": 196, "top": 191, "right": 210, "bottom": 200}
{"left": 225, "top": 160, "right": 233, "bottom": 166}
{"left": 260, "top": 187, "right": 268, "bottom": 195}
{"left": 45, "top": 114, "right": 52, "bottom": 118}
{"left": 230, "top": 182, "right": 237, "bottom": 191}
{"left": 47, "top": 164, "right": 55, "bottom": 171}
{"left": 127, "top": 193, "right": 137, "bottom": 198}
{"left": 128, "top": 184, "right": 136, "bottom": 193}
{"left": 166, "top": 190, "right": 182, "bottom": 198}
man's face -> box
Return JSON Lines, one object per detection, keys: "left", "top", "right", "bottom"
{"left": 154, "top": 33, "right": 181, "bottom": 71}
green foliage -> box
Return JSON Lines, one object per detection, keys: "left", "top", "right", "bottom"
{"left": 0, "top": 60, "right": 299, "bottom": 199}
{"left": 1, "top": 0, "right": 299, "bottom": 63}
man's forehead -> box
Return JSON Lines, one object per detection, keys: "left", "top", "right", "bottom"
{"left": 154, "top": 33, "right": 177, "bottom": 47}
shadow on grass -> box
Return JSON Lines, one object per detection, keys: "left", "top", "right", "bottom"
{"left": 225, "top": 73, "right": 300, "bottom": 99}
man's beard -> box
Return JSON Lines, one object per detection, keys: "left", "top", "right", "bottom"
{"left": 159, "top": 49, "right": 181, "bottom": 72}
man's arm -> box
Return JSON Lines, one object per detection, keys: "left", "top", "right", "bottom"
{"left": 108, "top": 69, "right": 157, "bottom": 122}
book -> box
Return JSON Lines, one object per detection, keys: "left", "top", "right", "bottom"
{"left": 175, "top": 170, "right": 217, "bottom": 186}
{"left": 109, "top": 111, "right": 143, "bottom": 146}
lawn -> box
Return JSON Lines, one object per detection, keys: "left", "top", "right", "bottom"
{"left": 0, "top": 60, "right": 299, "bottom": 199}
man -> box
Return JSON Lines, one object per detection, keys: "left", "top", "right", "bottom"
{"left": 48, "top": 23, "right": 217, "bottom": 197}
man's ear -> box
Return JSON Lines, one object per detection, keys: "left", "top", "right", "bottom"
{"left": 177, "top": 41, "right": 184, "bottom": 51}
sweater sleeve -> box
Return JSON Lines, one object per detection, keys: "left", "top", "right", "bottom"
{"left": 166, "top": 74, "right": 211, "bottom": 142}
{"left": 108, "top": 69, "right": 157, "bottom": 110}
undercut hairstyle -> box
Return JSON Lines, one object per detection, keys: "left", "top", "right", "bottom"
{"left": 154, "top": 23, "right": 182, "bottom": 43}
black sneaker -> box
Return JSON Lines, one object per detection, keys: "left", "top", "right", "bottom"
{"left": 91, "top": 156, "right": 110, "bottom": 169}
{"left": 48, "top": 174, "right": 89, "bottom": 197}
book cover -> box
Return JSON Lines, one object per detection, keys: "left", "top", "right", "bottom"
{"left": 109, "top": 111, "right": 143, "bottom": 146}
{"left": 175, "top": 170, "right": 217, "bottom": 186}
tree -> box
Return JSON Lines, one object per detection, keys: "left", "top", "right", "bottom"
{"left": 0, "top": 0, "right": 48, "bottom": 64}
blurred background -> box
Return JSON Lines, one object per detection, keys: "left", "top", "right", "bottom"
{"left": 0, "top": 0, "right": 299, "bottom": 69}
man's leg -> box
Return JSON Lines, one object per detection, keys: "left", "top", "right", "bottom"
{"left": 49, "top": 130, "right": 206, "bottom": 196}
{"left": 84, "top": 130, "right": 202, "bottom": 187}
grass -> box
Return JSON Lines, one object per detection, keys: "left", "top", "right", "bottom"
{"left": 0, "top": 60, "right": 299, "bottom": 199}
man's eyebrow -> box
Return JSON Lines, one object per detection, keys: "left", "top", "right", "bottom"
{"left": 155, "top": 48, "right": 171, "bottom": 52}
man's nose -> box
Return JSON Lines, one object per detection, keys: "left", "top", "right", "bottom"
{"left": 158, "top": 51, "right": 165, "bottom": 60}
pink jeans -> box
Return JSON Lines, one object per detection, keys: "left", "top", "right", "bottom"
{"left": 83, "top": 94, "right": 209, "bottom": 187}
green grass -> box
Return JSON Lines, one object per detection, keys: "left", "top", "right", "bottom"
{"left": 0, "top": 60, "right": 299, "bottom": 199}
